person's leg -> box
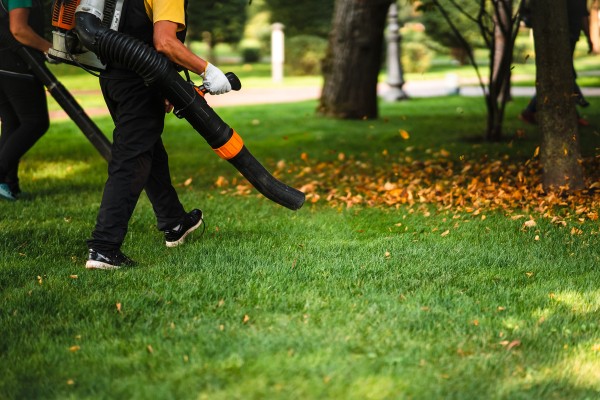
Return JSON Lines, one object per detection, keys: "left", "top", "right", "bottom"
{"left": 87, "top": 75, "right": 184, "bottom": 252}
{"left": 145, "top": 139, "right": 187, "bottom": 231}
{"left": 0, "top": 77, "right": 48, "bottom": 187}
{"left": 0, "top": 84, "right": 18, "bottom": 200}
{"left": 520, "top": 94, "right": 537, "bottom": 124}
{"left": 144, "top": 139, "right": 203, "bottom": 247}
{"left": 4, "top": 166, "right": 20, "bottom": 196}
{"left": 0, "top": 84, "right": 17, "bottom": 180}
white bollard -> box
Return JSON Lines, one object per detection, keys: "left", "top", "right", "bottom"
{"left": 271, "top": 23, "right": 285, "bottom": 83}
{"left": 445, "top": 73, "right": 460, "bottom": 95}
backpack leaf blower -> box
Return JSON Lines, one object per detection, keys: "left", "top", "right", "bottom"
{"left": 50, "top": 0, "right": 305, "bottom": 211}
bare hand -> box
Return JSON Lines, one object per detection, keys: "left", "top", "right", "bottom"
{"left": 164, "top": 99, "right": 174, "bottom": 113}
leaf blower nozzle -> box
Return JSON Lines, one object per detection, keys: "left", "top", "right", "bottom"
{"left": 71, "top": 4, "right": 305, "bottom": 210}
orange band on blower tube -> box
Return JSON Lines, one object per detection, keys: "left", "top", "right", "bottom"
{"left": 213, "top": 130, "right": 244, "bottom": 160}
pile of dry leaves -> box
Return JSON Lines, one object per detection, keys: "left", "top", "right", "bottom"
{"left": 215, "top": 149, "right": 599, "bottom": 225}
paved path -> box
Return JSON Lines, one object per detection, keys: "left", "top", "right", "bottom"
{"left": 48, "top": 79, "right": 600, "bottom": 121}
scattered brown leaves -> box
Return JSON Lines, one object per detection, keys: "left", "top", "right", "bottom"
{"left": 215, "top": 150, "right": 599, "bottom": 226}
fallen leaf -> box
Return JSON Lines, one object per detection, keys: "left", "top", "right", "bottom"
{"left": 507, "top": 340, "right": 521, "bottom": 350}
{"left": 499, "top": 340, "right": 521, "bottom": 350}
{"left": 399, "top": 129, "right": 410, "bottom": 140}
{"left": 69, "top": 345, "right": 80, "bottom": 352}
{"left": 243, "top": 314, "right": 250, "bottom": 324}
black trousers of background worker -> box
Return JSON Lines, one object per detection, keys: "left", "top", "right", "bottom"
{"left": 87, "top": 70, "right": 187, "bottom": 252}
{"left": 0, "top": 51, "right": 49, "bottom": 194}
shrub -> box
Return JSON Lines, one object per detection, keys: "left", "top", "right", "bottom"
{"left": 241, "top": 46, "right": 261, "bottom": 63}
{"left": 285, "top": 35, "right": 328, "bottom": 76}
{"left": 239, "top": 39, "right": 262, "bottom": 63}
{"left": 401, "top": 42, "right": 433, "bottom": 73}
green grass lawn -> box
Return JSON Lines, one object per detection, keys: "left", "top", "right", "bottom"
{"left": 1, "top": 90, "right": 600, "bottom": 398}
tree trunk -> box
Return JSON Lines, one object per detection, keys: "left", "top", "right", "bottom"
{"left": 491, "top": 0, "right": 512, "bottom": 104}
{"left": 485, "top": 0, "right": 515, "bottom": 141}
{"left": 318, "top": 0, "right": 393, "bottom": 119}
{"left": 531, "top": 0, "right": 584, "bottom": 191}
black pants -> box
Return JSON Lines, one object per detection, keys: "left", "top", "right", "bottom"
{"left": 87, "top": 71, "right": 185, "bottom": 252}
{"left": 0, "top": 54, "right": 49, "bottom": 192}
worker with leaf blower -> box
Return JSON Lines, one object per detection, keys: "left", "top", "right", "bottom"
{"left": 84, "top": 0, "right": 233, "bottom": 270}
{"left": 0, "top": 0, "right": 51, "bottom": 201}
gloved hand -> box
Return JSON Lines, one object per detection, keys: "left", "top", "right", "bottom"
{"left": 202, "top": 63, "right": 232, "bottom": 95}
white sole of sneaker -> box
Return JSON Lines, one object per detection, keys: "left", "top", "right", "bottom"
{"left": 165, "top": 218, "right": 203, "bottom": 248}
{"left": 85, "top": 260, "right": 122, "bottom": 270}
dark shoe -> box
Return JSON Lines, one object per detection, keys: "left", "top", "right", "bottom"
{"left": 8, "top": 183, "right": 21, "bottom": 197}
{"left": 0, "top": 183, "right": 16, "bottom": 201}
{"left": 519, "top": 110, "right": 536, "bottom": 125}
{"left": 164, "top": 209, "right": 204, "bottom": 248}
{"left": 576, "top": 96, "right": 590, "bottom": 108}
{"left": 85, "top": 248, "right": 136, "bottom": 270}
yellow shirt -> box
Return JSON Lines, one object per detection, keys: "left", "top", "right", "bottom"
{"left": 144, "top": 0, "right": 186, "bottom": 30}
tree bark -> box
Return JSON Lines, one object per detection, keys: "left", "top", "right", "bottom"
{"left": 486, "top": 0, "right": 514, "bottom": 141}
{"left": 318, "top": 0, "right": 393, "bottom": 119}
{"left": 531, "top": 0, "right": 584, "bottom": 191}
{"left": 491, "top": 0, "right": 512, "bottom": 105}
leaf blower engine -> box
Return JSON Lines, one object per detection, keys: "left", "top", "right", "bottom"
{"left": 48, "top": 0, "right": 305, "bottom": 211}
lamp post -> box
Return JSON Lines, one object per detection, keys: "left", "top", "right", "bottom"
{"left": 271, "top": 23, "right": 285, "bottom": 83}
{"left": 383, "top": 2, "right": 408, "bottom": 101}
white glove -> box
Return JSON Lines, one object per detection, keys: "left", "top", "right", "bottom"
{"left": 202, "top": 63, "right": 232, "bottom": 95}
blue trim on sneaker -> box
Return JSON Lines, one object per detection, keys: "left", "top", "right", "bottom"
{"left": 0, "top": 183, "right": 16, "bottom": 201}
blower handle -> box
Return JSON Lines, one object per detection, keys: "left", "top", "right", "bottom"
{"left": 198, "top": 72, "right": 241, "bottom": 94}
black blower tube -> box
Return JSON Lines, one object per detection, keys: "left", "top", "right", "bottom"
{"left": 16, "top": 46, "right": 112, "bottom": 161}
{"left": 0, "top": 17, "right": 111, "bottom": 160}
{"left": 74, "top": 12, "right": 304, "bottom": 211}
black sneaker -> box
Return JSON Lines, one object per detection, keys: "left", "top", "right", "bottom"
{"left": 85, "top": 248, "right": 136, "bottom": 270}
{"left": 577, "top": 95, "right": 590, "bottom": 108}
{"left": 164, "top": 209, "right": 204, "bottom": 248}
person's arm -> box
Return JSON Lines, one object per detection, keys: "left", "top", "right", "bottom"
{"left": 9, "top": 7, "right": 51, "bottom": 53}
{"left": 153, "top": 20, "right": 206, "bottom": 75}
{"left": 581, "top": 15, "right": 594, "bottom": 53}
{"left": 153, "top": 20, "right": 231, "bottom": 95}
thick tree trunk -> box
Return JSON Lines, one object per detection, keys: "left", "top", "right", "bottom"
{"left": 531, "top": 0, "right": 584, "bottom": 191}
{"left": 318, "top": 0, "right": 393, "bottom": 119}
